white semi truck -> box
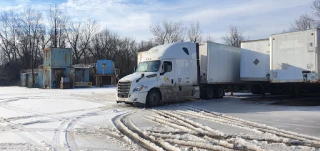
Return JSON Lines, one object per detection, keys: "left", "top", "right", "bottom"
{"left": 116, "top": 42, "right": 242, "bottom": 107}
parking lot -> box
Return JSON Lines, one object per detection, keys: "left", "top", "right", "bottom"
{"left": 0, "top": 87, "right": 319, "bottom": 150}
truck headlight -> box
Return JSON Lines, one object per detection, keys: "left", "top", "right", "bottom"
{"left": 133, "top": 85, "right": 144, "bottom": 92}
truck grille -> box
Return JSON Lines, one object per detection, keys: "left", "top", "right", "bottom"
{"left": 118, "top": 81, "right": 131, "bottom": 98}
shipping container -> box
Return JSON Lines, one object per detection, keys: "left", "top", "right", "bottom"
{"left": 96, "top": 60, "right": 115, "bottom": 75}
{"left": 270, "top": 29, "right": 320, "bottom": 83}
{"left": 43, "top": 48, "right": 72, "bottom": 68}
{"left": 43, "top": 67, "right": 51, "bottom": 88}
{"left": 27, "top": 73, "right": 38, "bottom": 88}
{"left": 42, "top": 67, "right": 73, "bottom": 89}
{"left": 138, "top": 51, "right": 143, "bottom": 64}
{"left": 241, "top": 39, "right": 270, "bottom": 81}
{"left": 20, "top": 73, "right": 27, "bottom": 87}
{"left": 74, "top": 68, "right": 90, "bottom": 82}
{"left": 199, "top": 42, "right": 241, "bottom": 84}
{"left": 38, "top": 68, "right": 43, "bottom": 88}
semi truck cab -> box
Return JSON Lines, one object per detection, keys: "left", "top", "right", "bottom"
{"left": 116, "top": 42, "right": 199, "bottom": 107}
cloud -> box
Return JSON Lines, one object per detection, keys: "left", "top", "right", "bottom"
{"left": 57, "top": 0, "right": 153, "bottom": 40}
{"left": 179, "top": 0, "right": 314, "bottom": 42}
{"left": 0, "top": 0, "right": 315, "bottom": 42}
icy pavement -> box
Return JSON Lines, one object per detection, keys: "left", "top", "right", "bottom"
{"left": 0, "top": 87, "right": 319, "bottom": 151}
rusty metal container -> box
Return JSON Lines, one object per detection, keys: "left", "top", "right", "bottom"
{"left": 43, "top": 67, "right": 71, "bottom": 89}
{"left": 43, "top": 48, "right": 72, "bottom": 68}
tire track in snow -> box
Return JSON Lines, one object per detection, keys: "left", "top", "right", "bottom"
{"left": 183, "top": 106, "right": 320, "bottom": 148}
{"left": 53, "top": 118, "right": 74, "bottom": 150}
{"left": 145, "top": 110, "right": 253, "bottom": 151}
{"left": 112, "top": 113, "right": 164, "bottom": 151}
{"left": 144, "top": 108, "right": 320, "bottom": 151}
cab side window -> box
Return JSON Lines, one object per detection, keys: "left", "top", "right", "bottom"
{"left": 162, "top": 61, "right": 172, "bottom": 73}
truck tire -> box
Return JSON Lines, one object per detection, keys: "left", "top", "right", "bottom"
{"left": 146, "top": 89, "right": 161, "bottom": 108}
{"left": 251, "top": 84, "right": 262, "bottom": 94}
{"left": 200, "top": 86, "right": 206, "bottom": 100}
{"left": 205, "top": 86, "right": 214, "bottom": 100}
{"left": 214, "top": 88, "right": 224, "bottom": 99}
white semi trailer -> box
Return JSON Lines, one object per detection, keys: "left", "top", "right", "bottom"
{"left": 270, "top": 29, "right": 320, "bottom": 83}
{"left": 269, "top": 29, "right": 320, "bottom": 96}
{"left": 241, "top": 39, "right": 270, "bottom": 94}
{"left": 240, "top": 39, "right": 287, "bottom": 95}
{"left": 116, "top": 42, "right": 242, "bottom": 107}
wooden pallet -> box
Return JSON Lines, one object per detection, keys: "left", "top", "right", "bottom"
{"left": 74, "top": 82, "right": 92, "bottom": 87}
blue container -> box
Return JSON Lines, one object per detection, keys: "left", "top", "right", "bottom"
{"left": 43, "top": 48, "right": 72, "bottom": 68}
{"left": 20, "top": 73, "right": 27, "bottom": 87}
{"left": 64, "top": 68, "right": 74, "bottom": 82}
{"left": 75, "top": 68, "right": 90, "bottom": 82}
{"left": 96, "top": 60, "right": 115, "bottom": 75}
{"left": 38, "top": 69, "right": 43, "bottom": 88}
{"left": 27, "top": 73, "right": 38, "bottom": 88}
{"left": 43, "top": 68, "right": 51, "bottom": 88}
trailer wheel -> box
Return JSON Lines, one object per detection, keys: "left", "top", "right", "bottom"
{"left": 251, "top": 84, "right": 262, "bottom": 94}
{"left": 200, "top": 86, "right": 206, "bottom": 100}
{"left": 146, "top": 89, "right": 161, "bottom": 108}
{"left": 205, "top": 86, "right": 214, "bottom": 100}
{"left": 215, "top": 88, "right": 224, "bottom": 99}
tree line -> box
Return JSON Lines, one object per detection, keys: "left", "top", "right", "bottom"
{"left": 289, "top": 1, "right": 320, "bottom": 31}
{"left": 0, "top": 7, "right": 217, "bottom": 85}
{"left": 0, "top": 0, "right": 318, "bottom": 86}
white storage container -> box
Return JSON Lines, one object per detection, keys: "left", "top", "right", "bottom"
{"left": 199, "top": 42, "right": 241, "bottom": 84}
{"left": 240, "top": 39, "right": 270, "bottom": 81}
{"left": 270, "top": 29, "right": 320, "bottom": 83}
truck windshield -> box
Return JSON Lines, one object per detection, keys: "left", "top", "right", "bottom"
{"left": 136, "top": 60, "right": 160, "bottom": 72}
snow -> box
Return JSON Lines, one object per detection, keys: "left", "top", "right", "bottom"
{"left": 0, "top": 132, "right": 28, "bottom": 143}
{"left": 0, "top": 86, "right": 320, "bottom": 150}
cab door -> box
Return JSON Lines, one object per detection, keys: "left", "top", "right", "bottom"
{"left": 159, "top": 60, "right": 179, "bottom": 102}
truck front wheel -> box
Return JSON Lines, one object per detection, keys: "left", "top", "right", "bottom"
{"left": 146, "top": 89, "right": 161, "bottom": 108}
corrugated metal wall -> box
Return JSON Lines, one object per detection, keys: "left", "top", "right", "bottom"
{"left": 75, "top": 68, "right": 90, "bottom": 82}
{"left": 96, "top": 60, "right": 115, "bottom": 75}
{"left": 38, "top": 69, "right": 43, "bottom": 88}
{"left": 27, "top": 73, "right": 38, "bottom": 88}
{"left": 20, "top": 73, "right": 27, "bottom": 87}
{"left": 43, "top": 48, "right": 72, "bottom": 68}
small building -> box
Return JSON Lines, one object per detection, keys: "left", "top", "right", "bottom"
{"left": 73, "top": 64, "right": 92, "bottom": 82}
{"left": 20, "top": 69, "right": 39, "bottom": 88}
{"left": 42, "top": 48, "right": 73, "bottom": 89}
{"left": 95, "top": 60, "right": 119, "bottom": 86}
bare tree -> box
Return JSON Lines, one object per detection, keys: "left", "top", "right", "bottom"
{"left": 0, "top": 11, "right": 21, "bottom": 64}
{"left": 222, "top": 25, "right": 245, "bottom": 47}
{"left": 88, "top": 28, "right": 119, "bottom": 61}
{"left": 290, "top": 14, "right": 316, "bottom": 31}
{"left": 48, "top": 5, "right": 68, "bottom": 48}
{"left": 67, "top": 20, "right": 99, "bottom": 64}
{"left": 203, "top": 34, "right": 215, "bottom": 42}
{"left": 150, "top": 19, "right": 185, "bottom": 44}
{"left": 19, "top": 8, "right": 45, "bottom": 87}
{"left": 137, "top": 40, "right": 156, "bottom": 52}
{"left": 313, "top": 0, "right": 320, "bottom": 18}
{"left": 187, "top": 21, "right": 202, "bottom": 43}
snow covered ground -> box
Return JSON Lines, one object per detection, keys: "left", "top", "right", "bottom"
{"left": 0, "top": 87, "right": 319, "bottom": 151}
